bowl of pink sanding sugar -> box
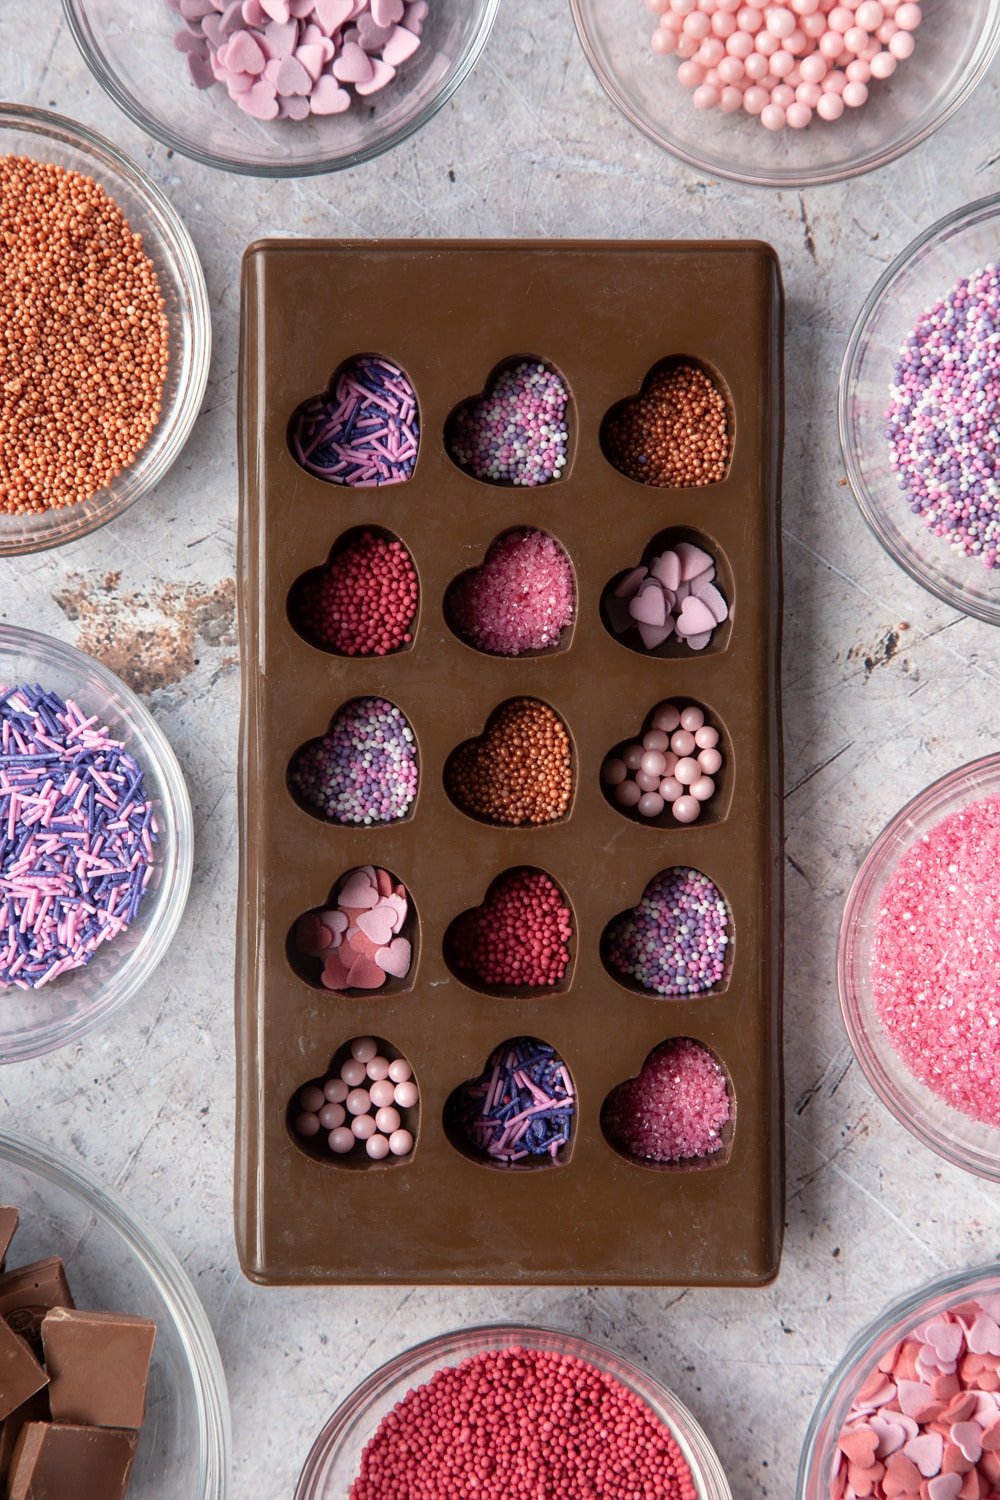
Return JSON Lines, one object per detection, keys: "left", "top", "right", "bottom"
{"left": 295, "top": 1325, "right": 732, "bottom": 1500}
{"left": 839, "top": 753, "right": 1000, "bottom": 1182}
{"left": 798, "top": 1262, "right": 1000, "bottom": 1500}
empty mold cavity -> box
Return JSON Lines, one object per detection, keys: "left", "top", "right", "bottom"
{"left": 444, "top": 527, "right": 576, "bottom": 658}
{"left": 287, "top": 695, "right": 419, "bottom": 826}
{"left": 600, "top": 698, "right": 732, "bottom": 831}
{"left": 287, "top": 353, "right": 420, "bottom": 486}
{"left": 287, "top": 525, "right": 419, "bottom": 657}
{"left": 288, "top": 1035, "right": 420, "bottom": 1171}
{"left": 600, "top": 527, "right": 734, "bottom": 659}
{"left": 601, "top": 1038, "right": 734, "bottom": 1172}
{"left": 443, "top": 867, "right": 575, "bottom": 998}
{"left": 444, "top": 697, "right": 575, "bottom": 829}
{"left": 601, "top": 866, "right": 733, "bottom": 999}
{"left": 600, "top": 356, "right": 733, "bottom": 489}
{"left": 444, "top": 1036, "right": 576, "bottom": 1171}
{"left": 286, "top": 865, "right": 417, "bottom": 996}
{"left": 444, "top": 355, "right": 574, "bottom": 487}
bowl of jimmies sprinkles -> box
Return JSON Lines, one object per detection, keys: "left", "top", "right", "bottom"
{"left": 840, "top": 194, "right": 1000, "bottom": 624}
{"left": 0, "top": 626, "right": 192, "bottom": 1063}
{"left": 839, "top": 752, "right": 1000, "bottom": 1182}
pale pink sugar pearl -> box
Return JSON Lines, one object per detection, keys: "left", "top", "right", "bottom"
{"left": 870, "top": 793, "right": 1000, "bottom": 1130}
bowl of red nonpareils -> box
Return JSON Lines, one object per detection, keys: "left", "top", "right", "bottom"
{"left": 0, "top": 626, "right": 192, "bottom": 1063}
{"left": 63, "top": 0, "right": 500, "bottom": 177}
{"left": 799, "top": 1262, "right": 1000, "bottom": 1500}
{"left": 295, "top": 1324, "right": 731, "bottom": 1500}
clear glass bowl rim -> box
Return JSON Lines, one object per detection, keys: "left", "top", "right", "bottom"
{"left": 0, "top": 1125, "right": 231, "bottom": 1499}
{"left": 839, "top": 192, "right": 1000, "bottom": 625}
{"left": 0, "top": 623, "right": 194, "bottom": 1062}
{"left": 0, "top": 103, "right": 211, "bottom": 556}
{"left": 295, "top": 1321, "right": 733, "bottom": 1500}
{"left": 837, "top": 749, "right": 1000, "bottom": 1180}
{"left": 797, "top": 1260, "right": 1000, "bottom": 1498}
{"left": 61, "top": 0, "right": 502, "bottom": 178}
{"left": 568, "top": 0, "right": 1000, "bottom": 189}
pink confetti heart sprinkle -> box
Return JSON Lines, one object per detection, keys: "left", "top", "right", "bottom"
{"left": 614, "top": 565, "right": 648, "bottom": 600}
{"left": 310, "top": 75, "right": 351, "bottom": 113}
{"left": 969, "top": 1315, "right": 1000, "bottom": 1357}
{"left": 927, "top": 1476, "right": 962, "bottom": 1500}
{"left": 903, "top": 1432, "right": 943, "bottom": 1478}
{"left": 381, "top": 23, "right": 420, "bottom": 66}
{"left": 356, "top": 56, "right": 395, "bottom": 94}
{"left": 675, "top": 541, "right": 713, "bottom": 581}
{"left": 674, "top": 595, "right": 716, "bottom": 638}
{"left": 338, "top": 874, "right": 379, "bottom": 910}
{"left": 356, "top": 906, "right": 396, "bottom": 948}
{"left": 628, "top": 582, "right": 666, "bottom": 628}
{"left": 375, "top": 937, "right": 411, "bottom": 978}
{"left": 332, "top": 38, "right": 373, "bottom": 82}
{"left": 926, "top": 1322, "right": 965, "bottom": 1367}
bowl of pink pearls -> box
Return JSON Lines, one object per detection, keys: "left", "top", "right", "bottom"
{"left": 570, "top": 0, "right": 1000, "bottom": 187}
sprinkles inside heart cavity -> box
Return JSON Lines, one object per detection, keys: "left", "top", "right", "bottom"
{"left": 603, "top": 866, "right": 731, "bottom": 996}
{"left": 447, "top": 359, "right": 570, "bottom": 486}
{"left": 289, "top": 355, "right": 419, "bottom": 487}
{"left": 447, "top": 528, "right": 575, "bottom": 656}
{"left": 603, "top": 1038, "right": 731, "bottom": 1164}
{"left": 289, "top": 697, "right": 418, "bottom": 824}
{"left": 446, "top": 1037, "right": 575, "bottom": 1165}
{"left": 293, "top": 865, "right": 412, "bottom": 991}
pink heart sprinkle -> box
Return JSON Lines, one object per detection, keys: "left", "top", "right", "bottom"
{"left": 691, "top": 579, "right": 728, "bottom": 624}
{"left": 320, "top": 951, "right": 352, "bottom": 991}
{"left": 224, "top": 69, "right": 257, "bottom": 93}
{"left": 346, "top": 954, "right": 386, "bottom": 990}
{"left": 375, "top": 937, "right": 411, "bottom": 978}
{"left": 318, "top": 908, "right": 348, "bottom": 936}
{"left": 675, "top": 541, "right": 713, "bottom": 581}
{"left": 371, "top": 0, "right": 403, "bottom": 23}
{"left": 897, "top": 1379, "right": 939, "bottom": 1419}
{"left": 683, "top": 630, "right": 713, "bottom": 652}
{"left": 276, "top": 53, "right": 311, "bottom": 93}
{"left": 338, "top": 874, "right": 379, "bottom": 910}
{"left": 242, "top": 0, "right": 267, "bottom": 23}
{"left": 280, "top": 85, "right": 310, "bottom": 114}
{"left": 356, "top": 907, "right": 396, "bottom": 947}
{"left": 356, "top": 56, "right": 395, "bottom": 93}
{"left": 310, "top": 74, "right": 351, "bottom": 112}
{"left": 637, "top": 619, "right": 674, "bottom": 651}
{"left": 613, "top": 565, "right": 647, "bottom": 599}
{"left": 262, "top": 56, "right": 282, "bottom": 82}
{"left": 628, "top": 582, "right": 666, "bottom": 628}
{"left": 314, "top": 0, "right": 353, "bottom": 31}
{"left": 263, "top": 17, "right": 298, "bottom": 55}
{"left": 296, "top": 42, "right": 326, "bottom": 80}
{"left": 223, "top": 27, "right": 266, "bottom": 72}
{"left": 375, "top": 867, "right": 394, "bottom": 899}
{"left": 869, "top": 1416, "right": 906, "bottom": 1458}
{"left": 927, "top": 1477, "right": 961, "bottom": 1500}
{"left": 239, "top": 79, "right": 280, "bottom": 117}
{"left": 333, "top": 39, "right": 374, "bottom": 81}
{"left": 381, "top": 23, "right": 420, "bottom": 66}
{"left": 260, "top": 0, "right": 290, "bottom": 20}
{"left": 903, "top": 1433, "right": 943, "bottom": 1478}
{"left": 926, "top": 1322, "right": 965, "bottom": 1366}
{"left": 604, "top": 593, "right": 634, "bottom": 635}
{"left": 385, "top": 893, "right": 408, "bottom": 931}
{"left": 355, "top": 14, "right": 393, "bottom": 50}
{"left": 951, "top": 1423, "right": 982, "bottom": 1464}
{"left": 969, "top": 1315, "right": 1000, "bottom": 1357}
{"left": 289, "top": 0, "right": 315, "bottom": 13}
{"left": 649, "top": 550, "right": 681, "bottom": 592}
{"left": 674, "top": 595, "right": 716, "bottom": 638}
{"left": 839, "top": 1428, "right": 879, "bottom": 1468}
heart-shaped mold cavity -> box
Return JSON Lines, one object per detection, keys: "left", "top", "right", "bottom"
{"left": 288, "top": 696, "right": 418, "bottom": 825}
{"left": 602, "top": 1038, "right": 734, "bottom": 1169}
{"left": 601, "top": 357, "right": 732, "bottom": 488}
{"left": 601, "top": 699, "right": 731, "bottom": 829}
{"left": 444, "top": 868, "right": 574, "bottom": 997}
{"left": 602, "top": 867, "right": 732, "bottom": 998}
{"left": 444, "top": 1036, "right": 575, "bottom": 1169}
{"left": 444, "top": 528, "right": 576, "bottom": 658}
{"left": 444, "top": 356, "right": 573, "bottom": 487}
{"left": 289, "top": 1035, "right": 419, "bottom": 1169}
{"left": 288, "top": 865, "right": 417, "bottom": 995}
{"left": 601, "top": 528, "right": 734, "bottom": 658}
{"left": 287, "top": 353, "right": 419, "bottom": 486}
{"left": 444, "top": 698, "right": 574, "bottom": 828}
{"left": 287, "top": 526, "right": 419, "bottom": 657}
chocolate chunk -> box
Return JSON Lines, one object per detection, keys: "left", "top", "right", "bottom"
{"left": 41, "top": 1309, "right": 155, "bottom": 1431}
{"left": 7, "top": 1422, "right": 138, "bottom": 1500}
{"left": 0, "top": 1210, "right": 17, "bottom": 1271}
{"left": 0, "top": 1261, "right": 74, "bottom": 1359}
{"left": 0, "top": 1388, "right": 49, "bottom": 1490}
{"left": 0, "top": 1317, "right": 47, "bottom": 1422}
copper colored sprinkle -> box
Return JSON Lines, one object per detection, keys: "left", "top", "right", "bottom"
{"left": 871, "top": 792, "right": 1000, "bottom": 1129}
{"left": 445, "top": 698, "right": 573, "bottom": 827}
{"left": 603, "top": 362, "right": 729, "bottom": 488}
{"left": 603, "top": 1038, "right": 731, "bottom": 1163}
{"left": 0, "top": 154, "right": 169, "bottom": 516}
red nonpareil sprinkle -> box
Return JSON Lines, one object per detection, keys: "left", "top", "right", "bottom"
{"left": 349, "top": 1346, "right": 699, "bottom": 1500}
{"left": 871, "top": 792, "right": 1000, "bottom": 1129}
{"left": 292, "top": 531, "right": 418, "bottom": 656}
{"left": 603, "top": 1038, "right": 731, "bottom": 1163}
{"left": 449, "top": 869, "right": 572, "bottom": 989}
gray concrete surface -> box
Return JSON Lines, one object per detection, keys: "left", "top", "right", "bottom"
{"left": 1, "top": 4, "right": 998, "bottom": 1497}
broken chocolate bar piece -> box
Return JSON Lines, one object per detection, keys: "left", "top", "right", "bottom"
{"left": 0, "top": 1261, "right": 74, "bottom": 1359}
{"left": 7, "top": 1421, "right": 138, "bottom": 1500}
{"left": 0, "top": 1210, "right": 17, "bottom": 1270}
{"left": 0, "top": 1318, "right": 47, "bottom": 1422}
{"left": 0, "top": 1388, "right": 49, "bottom": 1489}
{"left": 41, "top": 1309, "right": 155, "bottom": 1431}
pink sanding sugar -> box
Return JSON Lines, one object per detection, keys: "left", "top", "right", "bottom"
{"left": 871, "top": 792, "right": 1000, "bottom": 1129}
{"left": 602, "top": 1038, "right": 731, "bottom": 1162}
{"left": 449, "top": 528, "right": 575, "bottom": 656}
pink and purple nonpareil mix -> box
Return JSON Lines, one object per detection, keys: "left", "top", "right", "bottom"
{"left": 448, "top": 1038, "right": 575, "bottom": 1165}
{"left": 604, "top": 541, "right": 729, "bottom": 652}
{"left": 646, "top": 0, "right": 922, "bottom": 132}
{"left": 604, "top": 866, "right": 731, "bottom": 996}
{"left": 289, "top": 356, "right": 419, "bottom": 486}
{"left": 603, "top": 1038, "right": 731, "bottom": 1162}
{"left": 831, "top": 1294, "right": 1000, "bottom": 1500}
{"left": 886, "top": 264, "right": 1000, "bottom": 570}
{"left": 294, "top": 864, "right": 411, "bottom": 990}
{"left": 871, "top": 793, "right": 1000, "bottom": 1131}
{"left": 0, "top": 686, "right": 156, "bottom": 991}
{"left": 289, "top": 696, "right": 418, "bottom": 824}
{"left": 449, "top": 529, "right": 576, "bottom": 656}
{"left": 448, "top": 361, "right": 571, "bottom": 487}
{"left": 170, "top": 0, "right": 427, "bottom": 122}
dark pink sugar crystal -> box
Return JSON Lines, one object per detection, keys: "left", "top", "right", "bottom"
{"left": 871, "top": 792, "right": 1000, "bottom": 1130}
{"left": 603, "top": 1038, "right": 731, "bottom": 1162}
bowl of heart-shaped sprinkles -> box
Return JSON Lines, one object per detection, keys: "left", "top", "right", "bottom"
{"left": 799, "top": 1264, "right": 1000, "bottom": 1500}
{"left": 0, "top": 627, "right": 191, "bottom": 1062}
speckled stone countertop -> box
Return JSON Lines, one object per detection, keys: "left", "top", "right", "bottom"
{"left": 1, "top": 6, "right": 998, "bottom": 1497}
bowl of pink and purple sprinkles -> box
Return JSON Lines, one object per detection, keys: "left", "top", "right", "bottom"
{"left": 0, "top": 626, "right": 192, "bottom": 1063}
{"left": 839, "top": 752, "right": 1000, "bottom": 1182}
{"left": 840, "top": 193, "right": 1000, "bottom": 624}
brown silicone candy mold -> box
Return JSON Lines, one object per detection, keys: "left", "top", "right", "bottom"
{"left": 237, "top": 239, "right": 784, "bottom": 1286}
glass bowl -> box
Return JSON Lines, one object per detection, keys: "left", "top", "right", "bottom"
{"left": 570, "top": 0, "right": 1000, "bottom": 189}
{"left": 840, "top": 194, "right": 1000, "bottom": 624}
{"left": 0, "top": 625, "right": 193, "bottom": 1064}
{"left": 295, "top": 1323, "right": 732, "bottom": 1500}
{"left": 0, "top": 106, "right": 210, "bottom": 557}
{"left": 63, "top": 0, "right": 500, "bottom": 178}
{"left": 798, "top": 1262, "right": 1000, "bottom": 1499}
{"left": 0, "top": 1127, "right": 230, "bottom": 1499}
{"left": 838, "top": 752, "right": 1000, "bottom": 1182}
